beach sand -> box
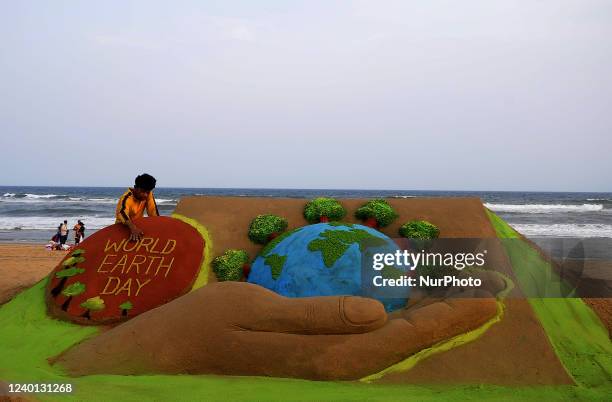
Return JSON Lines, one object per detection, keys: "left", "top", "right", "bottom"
{"left": 0, "top": 243, "right": 66, "bottom": 305}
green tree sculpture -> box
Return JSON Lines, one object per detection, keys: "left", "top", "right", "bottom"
{"left": 399, "top": 220, "right": 440, "bottom": 239}
{"left": 70, "top": 248, "right": 85, "bottom": 256}
{"left": 399, "top": 220, "right": 440, "bottom": 251}
{"left": 51, "top": 267, "right": 85, "bottom": 298}
{"left": 213, "top": 249, "right": 250, "bottom": 281}
{"left": 51, "top": 251, "right": 86, "bottom": 297}
{"left": 119, "top": 301, "right": 134, "bottom": 317}
{"left": 62, "top": 255, "right": 86, "bottom": 267}
{"left": 248, "top": 214, "right": 288, "bottom": 244}
{"left": 303, "top": 198, "right": 346, "bottom": 223}
{"left": 354, "top": 199, "right": 398, "bottom": 228}
{"left": 80, "top": 296, "right": 106, "bottom": 319}
{"left": 61, "top": 282, "right": 86, "bottom": 311}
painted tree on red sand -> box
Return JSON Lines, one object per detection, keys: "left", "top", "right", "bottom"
{"left": 51, "top": 250, "right": 86, "bottom": 297}
{"left": 61, "top": 282, "right": 86, "bottom": 311}
{"left": 80, "top": 296, "right": 106, "bottom": 319}
{"left": 119, "top": 301, "right": 133, "bottom": 317}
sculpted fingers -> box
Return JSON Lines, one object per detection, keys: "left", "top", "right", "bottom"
{"left": 53, "top": 281, "right": 501, "bottom": 380}
{"left": 229, "top": 319, "right": 416, "bottom": 380}
{"left": 204, "top": 281, "right": 387, "bottom": 334}
{"left": 238, "top": 293, "right": 387, "bottom": 334}
{"left": 399, "top": 297, "right": 498, "bottom": 343}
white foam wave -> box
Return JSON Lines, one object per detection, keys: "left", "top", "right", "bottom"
{"left": 24, "top": 193, "right": 60, "bottom": 199}
{"left": 154, "top": 198, "right": 177, "bottom": 204}
{"left": 391, "top": 195, "right": 416, "bottom": 199}
{"left": 512, "top": 223, "right": 612, "bottom": 238}
{"left": 3, "top": 193, "right": 15, "bottom": 197}
{"left": 0, "top": 198, "right": 49, "bottom": 204}
{"left": 86, "top": 198, "right": 117, "bottom": 204}
{"left": 587, "top": 198, "right": 611, "bottom": 202}
{"left": 1, "top": 198, "right": 105, "bottom": 204}
{"left": 0, "top": 197, "right": 118, "bottom": 205}
{"left": 485, "top": 203, "right": 603, "bottom": 213}
{"left": 0, "top": 216, "right": 116, "bottom": 230}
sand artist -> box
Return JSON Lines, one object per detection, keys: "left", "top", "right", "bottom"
{"left": 115, "top": 173, "right": 160, "bottom": 242}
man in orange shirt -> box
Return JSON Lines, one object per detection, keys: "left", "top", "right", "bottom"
{"left": 115, "top": 173, "right": 159, "bottom": 241}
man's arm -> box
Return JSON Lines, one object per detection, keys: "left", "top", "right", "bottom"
{"left": 146, "top": 191, "right": 160, "bottom": 217}
{"left": 116, "top": 191, "right": 143, "bottom": 241}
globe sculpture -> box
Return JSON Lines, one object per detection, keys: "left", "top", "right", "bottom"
{"left": 248, "top": 222, "right": 409, "bottom": 311}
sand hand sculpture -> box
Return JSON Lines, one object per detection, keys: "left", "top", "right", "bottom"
{"left": 54, "top": 280, "right": 501, "bottom": 380}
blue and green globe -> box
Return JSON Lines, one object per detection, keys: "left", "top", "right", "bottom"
{"left": 248, "top": 222, "right": 409, "bottom": 311}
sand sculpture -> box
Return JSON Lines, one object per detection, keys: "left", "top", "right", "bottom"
{"left": 53, "top": 197, "right": 505, "bottom": 379}
{"left": 2, "top": 196, "right": 609, "bottom": 400}
{"left": 45, "top": 216, "right": 205, "bottom": 324}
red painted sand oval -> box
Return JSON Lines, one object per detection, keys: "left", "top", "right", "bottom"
{"left": 46, "top": 216, "right": 204, "bottom": 324}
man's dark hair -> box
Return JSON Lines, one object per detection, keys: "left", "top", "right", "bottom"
{"left": 135, "top": 173, "right": 157, "bottom": 191}
{"left": 64, "top": 220, "right": 67, "bottom": 223}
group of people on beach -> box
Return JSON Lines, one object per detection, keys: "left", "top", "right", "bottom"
{"left": 48, "top": 219, "right": 85, "bottom": 251}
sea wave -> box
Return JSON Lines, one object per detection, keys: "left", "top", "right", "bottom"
{"left": 85, "top": 198, "right": 118, "bottom": 204}
{"left": 0, "top": 196, "right": 177, "bottom": 205}
{"left": 512, "top": 223, "right": 612, "bottom": 238}
{"left": 0, "top": 216, "right": 115, "bottom": 231}
{"left": 485, "top": 203, "right": 603, "bottom": 213}
{"left": 0, "top": 197, "right": 109, "bottom": 204}
{"left": 24, "top": 193, "right": 60, "bottom": 199}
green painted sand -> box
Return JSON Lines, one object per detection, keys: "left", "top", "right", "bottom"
{"left": 486, "top": 210, "right": 612, "bottom": 390}
{"left": 307, "top": 227, "right": 387, "bottom": 268}
{"left": 264, "top": 254, "right": 287, "bottom": 279}
{"left": 260, "top": 227, "right": 302, "bottom": 257}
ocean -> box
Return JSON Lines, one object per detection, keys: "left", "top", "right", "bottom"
{"left": 1, "top": 186, "right": 611, "bottom": 245}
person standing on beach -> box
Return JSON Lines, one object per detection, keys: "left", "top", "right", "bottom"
{"left": 79, "top": 220, "right": 85, "bottom": 242}
{"left": 115, "top": 173, "right": 159, "bottom": 242}
{"left": 59, "top": 220, "right": 69, "bottom": 246}
{"left": 73, "top": 220, "right": 83, "bottom": 245}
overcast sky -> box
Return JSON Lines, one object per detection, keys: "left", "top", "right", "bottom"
{"left": 1, "top": 1, "right": 610, "bottom": 191}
